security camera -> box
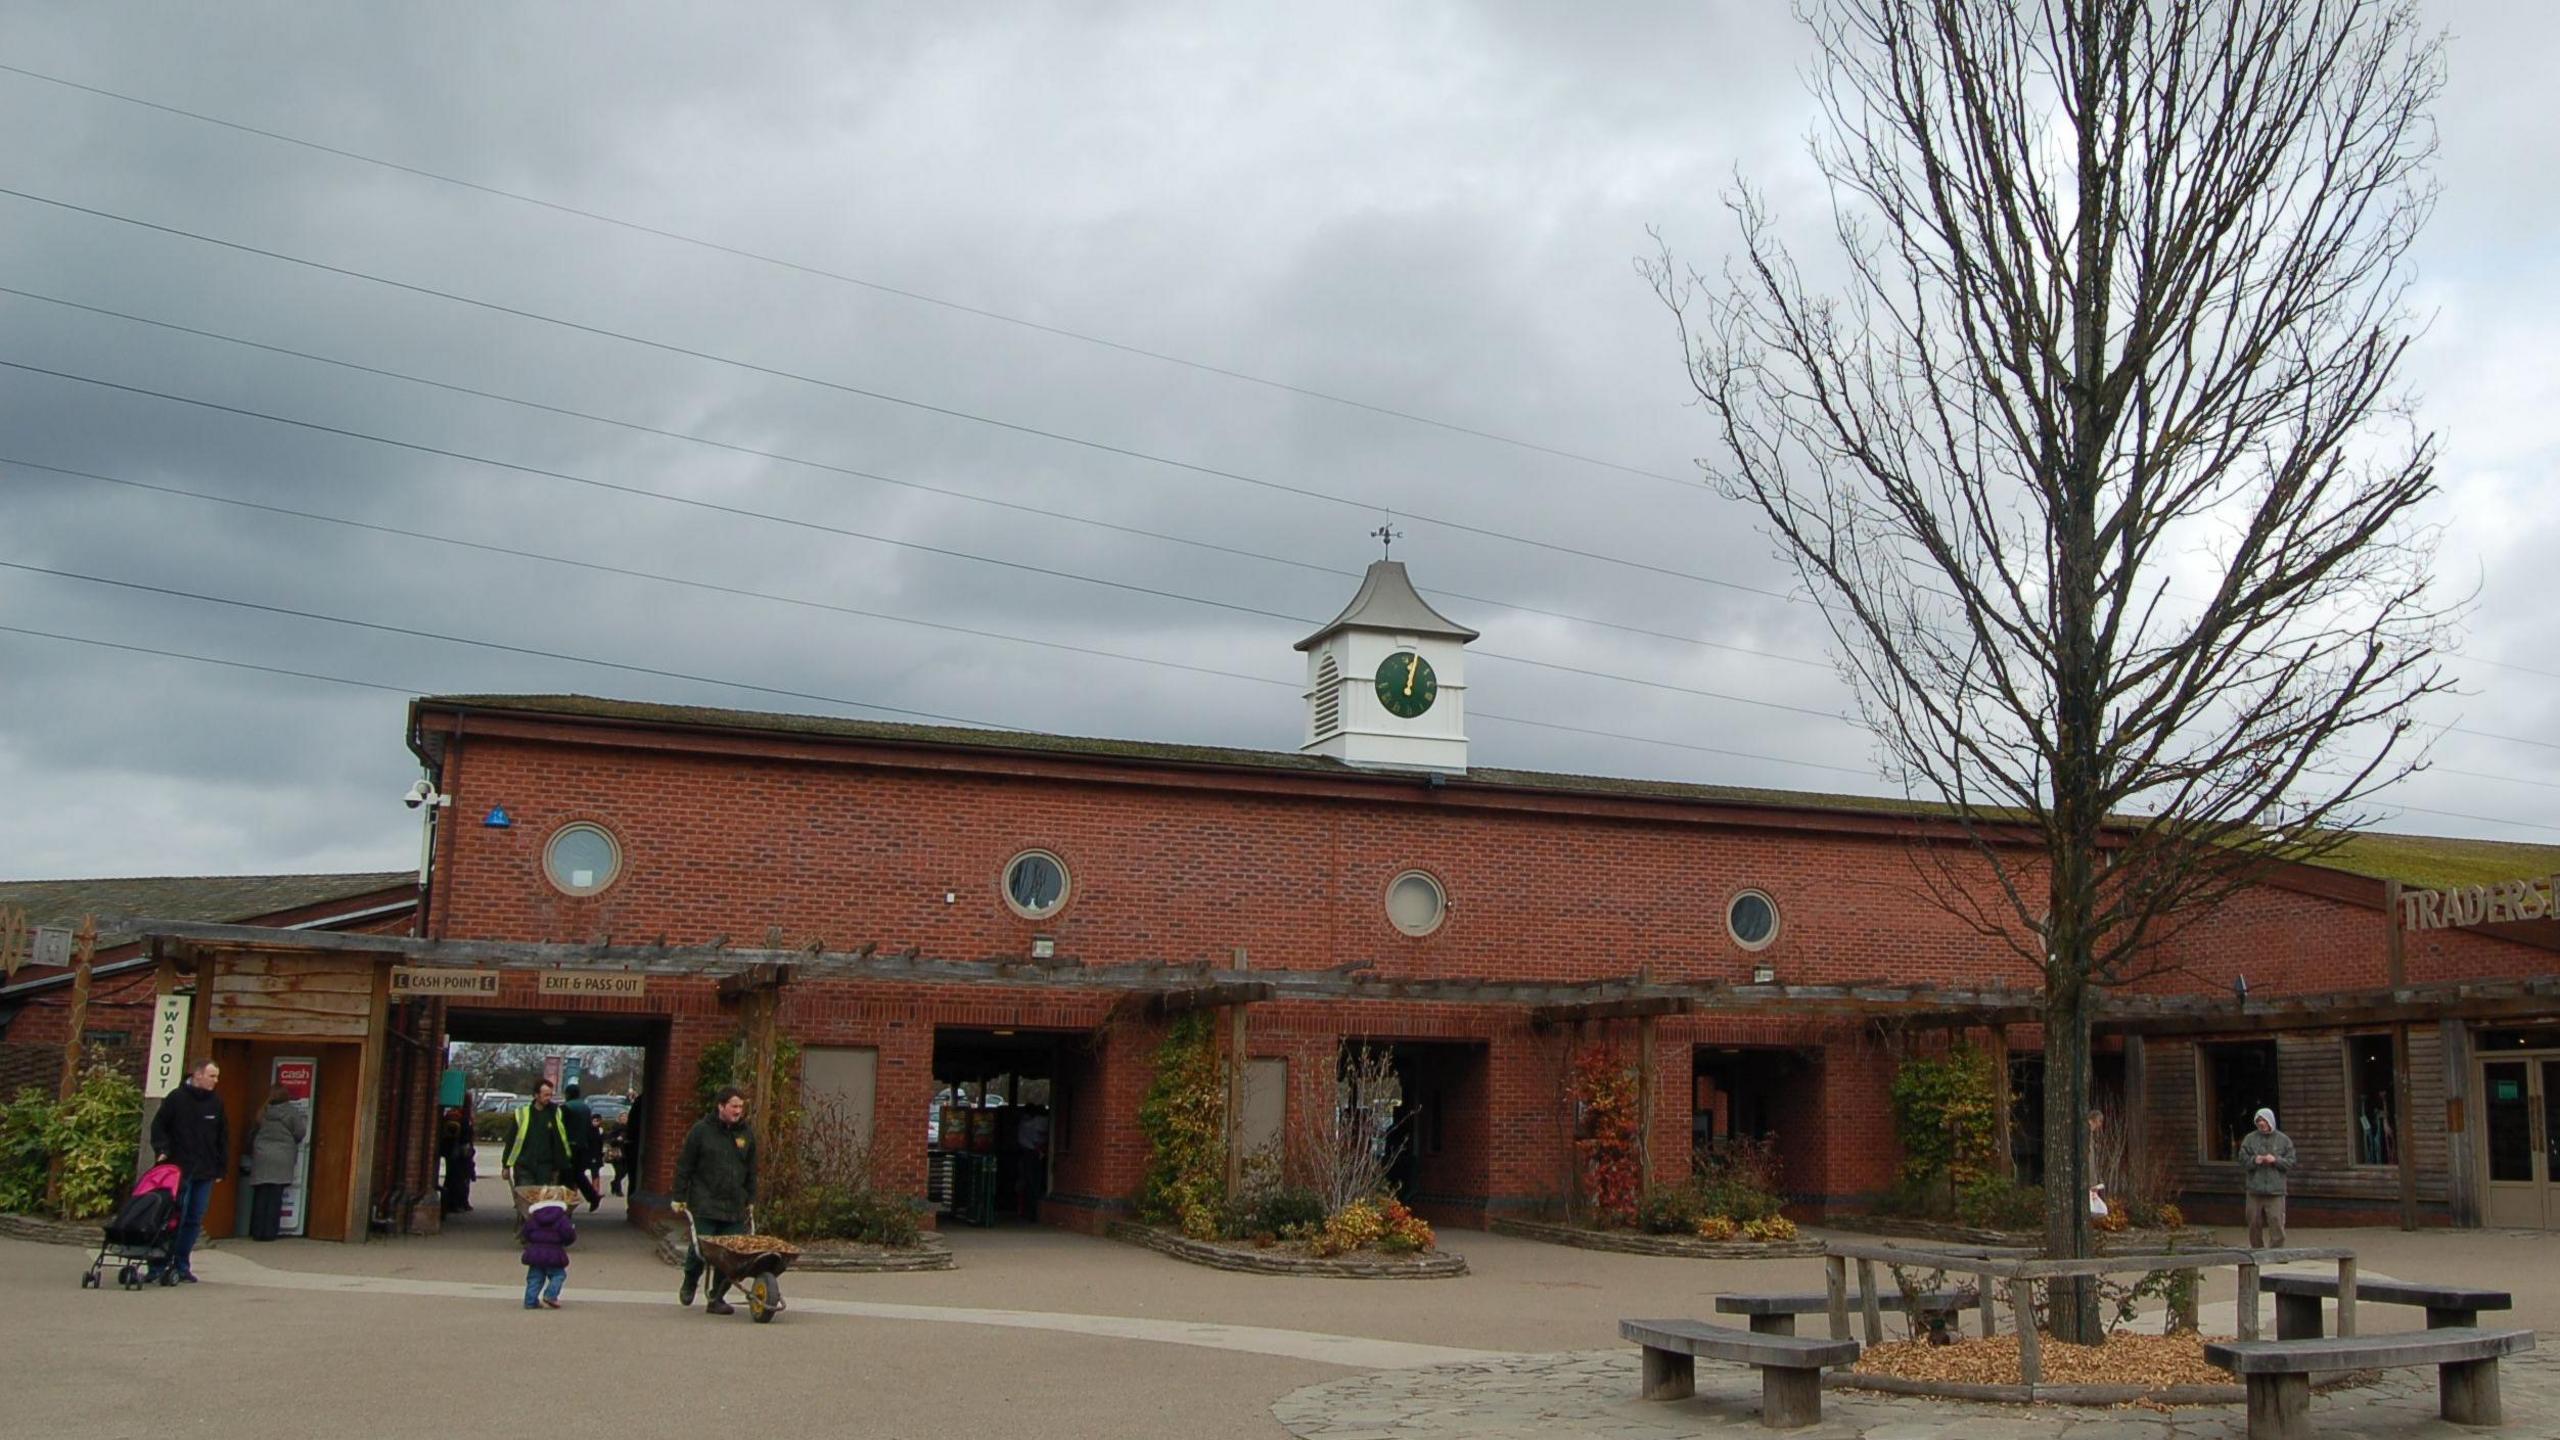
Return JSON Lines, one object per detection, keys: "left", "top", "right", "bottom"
{"left": 404, "top": 780, "right": 435, "bottom": 810}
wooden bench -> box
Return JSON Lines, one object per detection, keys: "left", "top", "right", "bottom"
{"left": 2260, "top": 1273, "right": 2511, "bottom": 1339}
{"left": 1715, "top": 1287, "right": 1971, "bottom": 1337}
{"left": 2206, "top": 1327, "right": 2536, "bottom": 1440}
{"left": 1621, "top": 1318, "right": 1859, "bottom": 1430}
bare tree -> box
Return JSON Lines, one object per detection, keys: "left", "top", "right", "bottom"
{"left": 1649, "top": 0, "right": 2452, "bottom": 1340}
{"left": 1289, "top": 1044, "right": 1409, "bottom": 1215}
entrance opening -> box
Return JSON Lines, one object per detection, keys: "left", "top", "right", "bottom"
{"left": 1692, "top": 1045, "right": 1814, "bottom": 1166}
{"left": 1347, "top": 1041, "right": 1488, "bottom": 1215}
{"left": 929, "top": 1027, "right": 1068, "bottom": 1226}
{"left": 435, "top": 1009, "right": 668, "bottom": 1239}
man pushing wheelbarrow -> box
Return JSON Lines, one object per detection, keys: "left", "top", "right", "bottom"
{"left": 675, "top": 1086, "right": 793, "bottom": 1318}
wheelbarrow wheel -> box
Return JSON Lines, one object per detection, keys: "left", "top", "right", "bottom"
{"left": 745, "top": 1272, "right": 779, "bottom": 1323}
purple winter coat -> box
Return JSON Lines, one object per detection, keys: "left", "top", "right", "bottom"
{"left": 519, "top": 1201, "right": 577, "bottom": 1269}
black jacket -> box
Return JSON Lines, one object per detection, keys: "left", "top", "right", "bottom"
{"left": 151, "top": 1081, "right": 230, "bottom": 1182}
{"left": 673, "top": 1114, "right": 758, "bottom": 1223}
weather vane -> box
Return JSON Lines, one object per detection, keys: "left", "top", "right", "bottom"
{"left": 1370, "top": 518, "right": 1403, "bottom": 558}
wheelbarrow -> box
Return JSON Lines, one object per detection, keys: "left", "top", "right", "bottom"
{"left": 683, "top": 1207, "right": 799, "bottom": 1323}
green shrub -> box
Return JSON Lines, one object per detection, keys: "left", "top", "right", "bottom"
{"left": 1137, "top": 1015, "right": 1227, "bottom": 1239}
{"left": 0, "top": 1088, "right": 55, "bottom": 1214}
{"left": 1955, "top": 1173, "right": 2044, "bottom": 1231}
{"left": 0, "top": 1058, "right": 143, "bottom": 1219}
{"left": 1223, "top": 1182, "right": 1325, "bottom": 1240}
{"left": 1890, "top": 1045, "right": 2001, "bottom": 1192}
{"left": 764, "top": 1181, "right": 923, "bottom": 1247}
{"left": 1636, "top": 1182, "right": 1708, "bottom": 1235}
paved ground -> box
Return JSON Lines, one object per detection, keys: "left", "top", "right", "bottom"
{"left": 5, "top": 1159, "right": 2553, "bottom": 1439}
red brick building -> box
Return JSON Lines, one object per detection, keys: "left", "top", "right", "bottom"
{"left": 25, "top": 562, "right": 2560, "bottom": 1237}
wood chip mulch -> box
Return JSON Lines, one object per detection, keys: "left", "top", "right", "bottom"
{"left": 1852, "top": 1332, "right": 2233, "bottom": 1389}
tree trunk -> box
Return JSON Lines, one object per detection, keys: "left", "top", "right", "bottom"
{"left": 2042, "top": 978, "right": 2100, "bottom": 1343}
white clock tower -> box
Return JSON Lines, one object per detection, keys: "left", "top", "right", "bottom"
{"left": 1297, "top": 559, "right": 1477, "bottom": 772}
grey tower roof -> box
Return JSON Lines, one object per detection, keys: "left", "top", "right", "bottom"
{"left": 1294, "top": 561, "right": 1480, "bottom": 651}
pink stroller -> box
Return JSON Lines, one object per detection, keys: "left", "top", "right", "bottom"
{"left": 84, "top": 1163, "right": 182, "bottom": 1290}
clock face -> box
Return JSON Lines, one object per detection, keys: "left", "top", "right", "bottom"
{"left": 1375, "top": 651, "right": 1438, "bottom": 718}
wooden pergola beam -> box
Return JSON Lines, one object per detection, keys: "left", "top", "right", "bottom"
{"left": 1146, "top": 980, "right": 1276, "bottom": 1015}
{"left": 127, "top": 919, "right": 2560, "bottom": 1031}
{"left": 1528, "top": 996, "right": 1692, "bottom": 1027}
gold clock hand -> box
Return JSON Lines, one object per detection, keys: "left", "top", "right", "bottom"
{"left": 1404, "top": 654, "right": 1418, "bottom": 695}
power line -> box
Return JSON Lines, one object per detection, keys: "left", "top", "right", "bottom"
{"left": 0, "top": 60, "right": 1698, "bottom": 490}
{"left": 0, "top": 569, "right": 1880, "bottom": 780}
{"left": 0, "top": 183, "right": 1801, "bottom": 605}
{"left": 0, "top": 282, "right": 1832, "bottom": 674}
{"left": 0, "top": 357, "right": 1865, "bottom": 730}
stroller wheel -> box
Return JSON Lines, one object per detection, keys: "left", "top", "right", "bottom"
{"left": 81, "top": 1269, "right": 99, "bottom": 1289}
{"left": 119, "top": 1265, "right": 140, "bottom": 1289}
{"left": 156, "top": 1269, "right": 176, "bottom": 1287}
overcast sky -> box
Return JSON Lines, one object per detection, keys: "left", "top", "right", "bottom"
{"left": 2, "top": 2, "right": 2554, "bottom": 881}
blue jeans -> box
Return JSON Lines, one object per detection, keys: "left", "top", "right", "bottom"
{"left": 151, "top": 1178, "right": 216, "bottom": 1279}
{"left": 524, "top": 1267, "right": 566, "bottom": 1306}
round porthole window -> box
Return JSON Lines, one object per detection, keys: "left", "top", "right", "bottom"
{"left": 1386, "top": 870, "right": 1447, "bottom": 937}
{"left": 543, "top": 823, "right": 621, "bottom": 896}
{"left": 1003, "top": 850, "right": 1070, "bottom": 919}
{"left": 1727, "top": 889, "right": 1779, "bottom": 951}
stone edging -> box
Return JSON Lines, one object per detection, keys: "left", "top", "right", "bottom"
{"left": 649, "top": 1223, "right": 954, "bottom": 1272}
{"left": 1108, "top": 1222, "right": 1468, "bottom": 1279}
{"left": 0, "top": 1212, "right": 103, "bottom": 1247}
{"left": 1824, "top": 1214, "right": 2201, "bottom": 1251}
{"left": 1487, "top": 1216, "right": 1825, "bottom": 1260}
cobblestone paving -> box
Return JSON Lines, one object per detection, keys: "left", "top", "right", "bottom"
{"left": 1274, "top": 1347, "right": 2560, "bottom": 1440}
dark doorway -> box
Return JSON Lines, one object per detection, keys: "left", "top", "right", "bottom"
{"left": 437, "top": 1008, "right": 669, "bottom": 1239}
{"left": 1691, "top": 1046, "right": 1811, "bottom": 1155}
{"left": 930, "top": 1027, "right": 1068, "bottom": 1225}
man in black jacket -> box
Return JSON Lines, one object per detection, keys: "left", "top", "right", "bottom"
{"left": 562, "top": 1083, "right": 602, "bottom": 1211}
{"left": 673, "top": 1087, "right": 757, "bottom": 1315}
{"left": 148, "top": 1058, "right": 230, "bottom": 1283}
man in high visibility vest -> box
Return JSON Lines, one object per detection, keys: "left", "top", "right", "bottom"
{"left": 505, "top": 1079, "right": 577, "bottom": 1187}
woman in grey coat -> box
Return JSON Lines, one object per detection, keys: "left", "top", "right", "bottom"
{"left": 245, "top": 1083, "right": 308, "bottom": 1241}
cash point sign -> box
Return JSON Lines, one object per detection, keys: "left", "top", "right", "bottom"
{"left": 388, "top": 968, "right": 647, "bottom": 998}
{"left": 2399, "top": 875, "right": 2560, "bottom": 932}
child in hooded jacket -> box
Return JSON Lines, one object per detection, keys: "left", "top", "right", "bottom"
{"left": 520, "top": 1195, "right": 576, "bottom": 1309}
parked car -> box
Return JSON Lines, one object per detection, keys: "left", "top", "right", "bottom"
{"left": 585, "top": 1094, "right": 631, "bottom": 1125}
{"left": 474, "top": 1091, "right": 522, "bottom": 1115}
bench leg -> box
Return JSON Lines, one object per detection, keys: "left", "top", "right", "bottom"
{"left": 2441, "top": 1357, "right": 2502, "bottom": 1426}
{"left": 2244, "top": 1373, "right": 2312, "bottom": 1440}
{"left": 2274, "top": 1292, "right": 2324, "bottom": 1341}
{"left": 1640, "top": 1345, "right": 1694, "bottom": 1401}
{"left": 2425, "top": 1305, "right": 2478, "bottom": 1330}
{"left": 1746, "top": 1313, "right": 1797, "bottom": 1336}
{"left": 1759, "top": 1364, "right": 1821, "bottom": 1430}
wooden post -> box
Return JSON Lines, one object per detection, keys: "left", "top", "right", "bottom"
{"left": 2011, "top": 1278, "right": 2041, "bottom": 1387}
{"left": 1636, "top": 1012, "right": 1658, "bottom": 1190}
{"left": 1225, "top": 948, "right": 1248, "bottom": 1196}
{"left": 1977, "top": 1270, "right": 1999, "bottom": 1338}
{"left": 1857, "top": 1258, "right": 1884, "bottom": 1345}
{"left": 2440, "top": 1019, "right": 2478, "bottom": 1227}
{"left": 2172, "top": 1269, "right": 2200, "bottom": 1333}
{"left": 2336, "top": 1255, "right": 2358, "bottom": 1339}
{"left": 345, "top": 959, "right": 394, "bottom": 1241}
{"left": 2237, "top": 1262, "right": 2261, "bottom": 1340}
{"left": 2122, "top": 1034, "right": 2147, "bottom": 1199}
{"left": 1989, "top": 1024, "right": 2013, "bottom": 1177}
{"left": 1825, "top": 1254, "right": 1851, "bottom": 1341}
{"left": 2441, "top": 1356, "right": 2504, "bottom": 1426}
{"left": 55, "top": 916, "right": 97, "bottom": 1099}
{"left": 2382, "top": 883, "right": 2419, "bottom": 1230}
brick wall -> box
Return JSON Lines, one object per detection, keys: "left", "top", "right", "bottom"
{"left": 410, "top": 719, "right": 2558, "bottom": 1227}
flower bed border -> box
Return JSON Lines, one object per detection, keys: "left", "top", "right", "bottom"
{"left": 1489, "top": 1216, "right": 1824, "bottom": 1260}
{"left": 1109, "top": 1222, "right": 1467, "bottom": 1279}
{"left": 0, "top": 1212, "right": 100, "bottom": 1247}
{"left": 1825, "top": 1213, "right": 2202, "bottom": 1250}
{"left": 651, "top": 1223, "right": 953, "bottom": 1272}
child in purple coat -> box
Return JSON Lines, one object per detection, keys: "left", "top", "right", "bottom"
{"left": 520, "top": 1195, "right": 577, "bottom": 1309}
